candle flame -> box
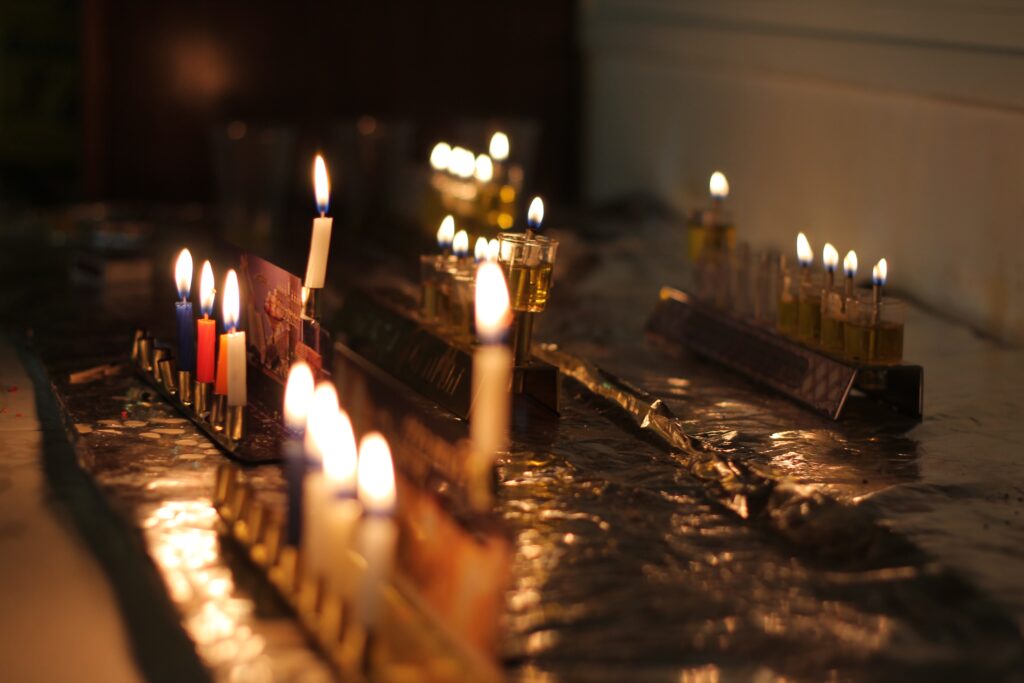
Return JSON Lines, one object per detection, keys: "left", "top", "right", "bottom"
{"left": 873, "top": 258, "right": 888, "bottom": 286}
{"left": 796, "top": 232, "right": 813, "bottom": 267}
{"left": 357, "top": 432, "right": 396, "bottom": 514}
{"left": 199, "top": 260, "right": 215, "bottom": 316}
{"left": 475, "top": 261, "right": 511, "bottom": 341}
{"left": 223, "top": 269, "right": 240, "bottom": 332}
{"left": 305, "top": 382, "right": 339, "bottom": 465}
{"left": 474, "top": 236, "right": 489, "bottom": 262}
{"left": 437, "top": 215, "right": 455, "bottom": 250}
{"left": 843, "top": 250, "right": 858, "bottom": 278}
{"left": 450, "top": 146, "right": 475, "bottom": 178}
{"left": 474, "top": 154, "right": 494, "bottom": 182}
{"left": 709, "top": 171, "right": 729, "bottom": 200}
{"left": 175, "top": 248, "right": 193, "bottom": 300}
{"left": 489, "top": 131, "right": 509, "bottom": 161}
{"left": 284, "top": 362, "right": 315, "bottom": 431}
{"left": 314, "top": 154, "right": 330, "bottom": 215}
{"left": 429, "top": 142, "right": 451, "bottom": 171}
{"left": 823, "top": 243, "right": 839, "bottom": 272}
{"left": 324, "top": 408, "right": 358, "bottom": 496}
{"left": 452, "top": 230, "right": 469, "bottom": 258}
{"left": 527, "top": 196, "right": 544, "bottom": 231}
{"left": 487, "top": 238, "right": 500, "bottom": 261}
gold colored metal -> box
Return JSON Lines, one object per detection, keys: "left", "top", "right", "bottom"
{"left": 270, "top": 545, "right": 300, "bottom": 596}
{"left": 211, "top": 394, "right": 228, "bottom": 431}
{"left": 152, "top": 348, "right": 169, "bottom": 383}
{"left": 131, "top": 329, "right": 145, "bottom": 362}
{"left": 252, "top": 509, "right": 282, "bottom": 569}
{"left": 157, "top": 357, "right": 176, "bottom": 392}
{"left": 137, "top": 337, "right": 154, "bottom": 372}
{"left": 227, "top": 405, "right": 246, "bottom": 441}
{"left": 511, "top": 312, "right": 534, "bottom": 370}
{"left": 177, "top": 370, "right": 193, "bottom": 405}
{"left": 193, "top": 381, "right": 212, "bottom": 419}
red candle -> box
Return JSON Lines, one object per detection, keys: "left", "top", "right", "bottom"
{"left": 196, "top": 260, "right": 217, "bottom": 384}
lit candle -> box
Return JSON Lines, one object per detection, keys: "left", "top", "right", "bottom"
{"left": 452, "top": 229, "right": 470, "bottom": 262}
{"left": 487, "top": 238, "right": 500, "bottom": 262}
{"left": 489, "top": 132, "right": 509, "bottom": 163}
{"left": 324, "top": 408, "right": 360, "bottom": 599}
{"left": 526, "top": 196, "right": 544, "bottom": 239}
{"left": 283, "top": 362, "right": 315, "bottom": 545}
{"left": 872, "top": 258, "right": 888, "bottom": 318}
{"left": 843, "top": 250, "right": 858, "bottom": 300}
{"left": 222, "top": 270, "right": 246, "bottom": 407}
{"left": 355, "top": 432, "right": 398, "bottom": 631}
{"left": 796, "top": 232, "right": 813, "bottom": 283}
{"left": 196, "top": 261, "right": 216, "bottom": 384}
{"left": 709, "top": 171, "right": 729, "bottom": 203}
{"left": 303, "top": 382, "right": 338, "bottom": 580}
{"left": 174, "top": 249, "right": 196, "bottom": 373}
{"left": 437, "top": 215, "right": 455, "bottom": 255}
{"left": 474, "top": 154, "right": 494, "bottom": 183}
{"left": 304, "top": 155, "right": 333, "bottom": 289}
{"left": 823, "top": 242, "right": 839, "bottom": 289}
{"left": 474, "top": 236, "right": 489, "bottom": 263}
{"left": 470, "top": 262, "right": 512, "bottom": 500}
{"left": 429, "top": 142, "right": 451, "bottom": 172}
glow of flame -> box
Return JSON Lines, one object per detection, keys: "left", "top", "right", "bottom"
{"left": 823, "top": 243, "right": 839, "bottom": 272}
{"left": 843, "top": 250, "right": 858, "bottom": 278}
{"left": 489, "top": 132, "right": 509, "bottom": 161}
{"left": 284, "top": 362, "right": 315, "bottom": 431}
{"left": 709, "top": 171, "right": 729, "bottom": 200}
{"left": 357, "top": 432, "right": 396, "bottom": 515}
{"left": 450, "top": 146, "right": 475, "bottom": 178}
{"left": 176, "top": 248, "right": 193, "bottom": 300}
{"left": 199, "top": 260, "right": 215, "bottom": 316}
{"left": 453, "top": 230, "right": 469, "bottom": 257}
{"left": 429, "top": 142, "right": 451, "bottom": 170}
{"left": 487, "top": 238, "right": 500, "bottom": 261}
{"left": 223, "top": 269, "right": 240, "bottom": 332}
{"left": 527, "top": 196, "right": 544, "bottom": 231}
{"left": 475, "top": 154, "right": 494, "bottom": 182}
{"left": 475, "top": 261, "right": 511, "bottom": 342}
{"left": 873, "top": 258, "right": 888, "bottom": 286}
{"left": 324, "top": 408, "right": 358, "bottom": 496}
{"left": 474, "top": 236, "right": 489, "bottom": 262}
{"left": 796, "top": 232, "right": 813, "bottom": 267}
{"left": 314, "top": 154, "right": 330, "bottom": 215}
{"left": 437, "top": 215, "right": 455, "bottom": 250}
{"left": 304, "top": 382, "right": 339, "bottom": 465}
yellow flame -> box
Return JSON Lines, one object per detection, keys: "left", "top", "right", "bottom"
{"left": 450, "top": 146, "right": 475, "bottom": 178}
{"left": 199, "top": 260, "right": 215, "bottom": 313}
{"left": 452, "top": 229, "right": 469, "bottom": 256}
{"left": 528, "top": 196, "right": 544, "bottom": 229}
{"left": 175, "top": 248, "right": 193, "bottom": 299}
{"left": 429, "top": 142, "right": 451, "bottom": 170}
{"left": 475, "top": 261, "right": 511, "bottom": 339}
{"left": 474, "top": 154, "right": 494, "bottom": 182}
{"left": 222, "top": 269, "right": 240, "bottom": 331}
{"left": 284, "top": 362, "right": 315, "bottom": 430}
{"left": 709, "top": 171, "right": 729, "bottom": 199}
{"left": 823, "top": 243, "right": 839, "bottom": 271}
{"left": 796, "top": 232, "right": 813, "bottom": 266}
{"left": 314, "top": 155, "right": 330, "bottom": 214}
{"left": 489, "top": 132, "right": 509, "bottom": 161}
{"left": 874, "top": 258, "right": 888, "bottom": 285}
{"left": 487, "top": 238, "right": 500, "bottom": 261}
{"left": 304, "top": 382, "right": 339, "bottom": 465}
{"left": 437, "top": 215, "right": 455, "bottom": 248}
{"left": 843, "top": 250, "right": 858, "bottom": 277}
{"left": 357, "top": 432, "right": 396, "bottom": 514}
{"left": 324, "top": 408, "right": 358, "bottom": 493}
{"left": 474, "top": 236, "right": 489, "bottom": 261}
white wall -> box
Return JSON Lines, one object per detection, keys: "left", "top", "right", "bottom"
{"left": 582, "top": 0, "right": 1024, "bottom": 343}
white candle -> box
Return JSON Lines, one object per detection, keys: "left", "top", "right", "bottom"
{"left": 223, "top": 270, "right": 247, "bottom": 407}
{"left": 323, "top": 408, "right": 361, "bottom": 599}
{"left": 471, "top": 262, "right": 512, "bottom": 473}
{"left": 304, "top": 155, "right": 333, "bottom": 288}
{"left": 302, "top": 382, "right": 338, "bottom": 580}
{"left": 355, "top": 433, "right": 397, "bottom": 630}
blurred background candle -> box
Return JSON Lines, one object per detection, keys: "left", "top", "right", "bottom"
{"left": 355, "top": 433, "right": 398, "bottom": 631}
{"left": 174, "top": 249, "right": 195, "bottom": 373}
{"left": 470, "top": 262, "right": 512, "bottom": 507}
{"left": 222, "top": 269, "right": 246, "bottom": 407}
{"left": 474, "top": 236, "right": 489, "bottom": 263}
{"left": 284, "top": 362, "right": 315, "bottom": 545}
{"left": 304, "top": 154, "right": 333, "bottom": 289}
{"left": 323, "top": 408, "right": 360, "bottom": 600}
{"left": 196, "top": 261, "right": 216, "bottom": 384}
{"left": 489, "top": 131, "right": 509, "bottom": 183}
{"left": 303, "top": 382, "right": 338, "bottom": 581}
{"left": 796, "top": 232, "right": 821, "bottom": 342}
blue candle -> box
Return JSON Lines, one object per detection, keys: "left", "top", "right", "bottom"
{"left": 174, "top": 249, "right": 196, "bottom": 372}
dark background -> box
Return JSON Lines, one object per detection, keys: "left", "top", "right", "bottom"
{"left": 0, "top": 0, "right": 580, "bottom": 206}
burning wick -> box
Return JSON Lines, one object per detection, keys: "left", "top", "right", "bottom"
{"left": 437, "top": 215, "right": 455, "bottom": 255}
{"left": 709, "top": 171, "right": 729, "bottom": 203}
{"left": 843, "top": 250, "right": 858, "bottom": 301}
{"left": 823, "top": 242, "right": 838, "bottom": 289}
{"left": 796, "top": 232, "right": 813, "bottom": 283}
{"left": 489, "top": 132, "right": 509, "bottom": 162}
{"left": 474, "top": 236, "right": 489, "bottom": 263}
{"left": 452, "top": 229, "right": 470, "bottom": 260}
{"left": 429, "top": 142, "right": 451, "bottom": 171}
{"left": 872, "top": 258, "right": 888, "bottom": 323}
{"left": 526, "top": 196, "right": 544, "bottom": 240}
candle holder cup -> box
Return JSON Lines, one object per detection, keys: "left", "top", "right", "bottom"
{"left": 178, "top": 371, "right": 193, "bottom": 405}
{"left": 776, "top": 266, "right": 799, "bottom": 336}
{"left": 819, "top": 289, "right": 846, "bottom": 355}
{"left": 497, "top": 232, "right": 558, "bottom": 369}
{"left": 844, "top": 294, "right": 906, "bottom": 364}
{"left": 797, "top": 273, "right": 825, "bottom": 343}
{"left": 193, "top": 381, "right": 212, "bottom": 419}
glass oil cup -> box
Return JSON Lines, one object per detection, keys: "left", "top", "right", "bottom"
{"left": 797, "top": 273, "right": 824, "bottom": 344}
{"left": 819, "top": 289, "right": 846, "bottom": 355}
{"left": 497, "top": 233, "right": 559, "bottom": 314}
{"left": 843, "top": 296, "right": 906, "bottom": 364}
{"left": 752, "top": 250, "right": 781, "bottom": 326}
{"left": 449, "top": 272, "right": 476, "bottom": 343}
{"left": 420, "top": 254, "right": 444, "bottom": 322}
{"left": 776, "top": 266, "right": 799, "bottom": 336}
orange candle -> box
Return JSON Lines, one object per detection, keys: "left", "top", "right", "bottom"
{"left": 196, "top": 261, "right": 217, "bottom": 384}
{"left": 215, "top": 335, "right": 229, "bottom": 395}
